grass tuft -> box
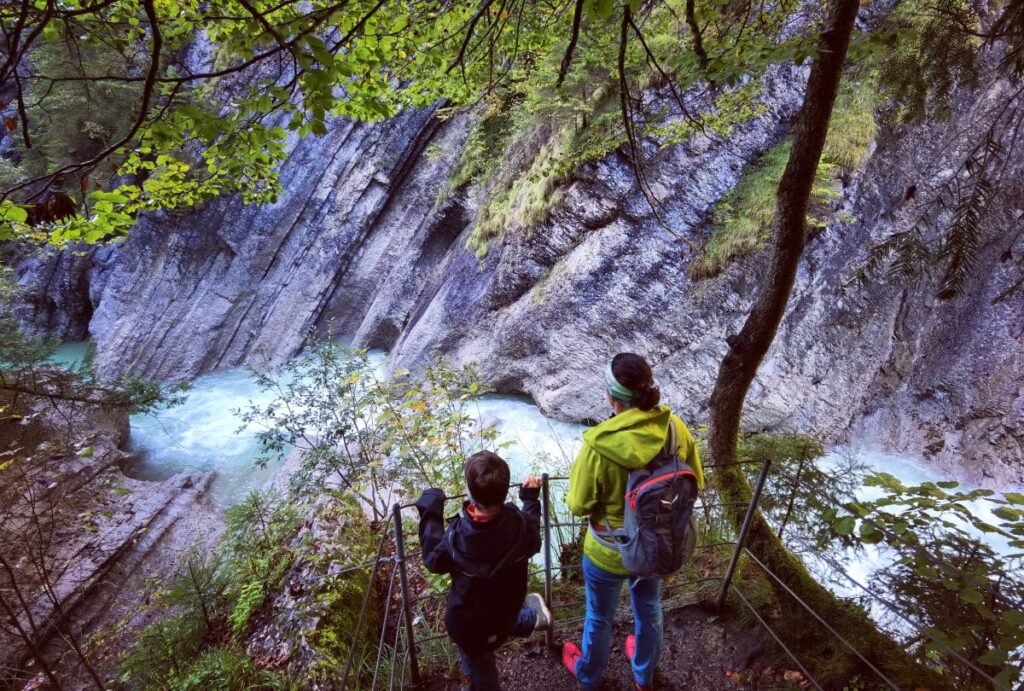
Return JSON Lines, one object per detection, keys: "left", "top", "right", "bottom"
{"left": 690, "top": 78, "right": 877, "bottom": 280}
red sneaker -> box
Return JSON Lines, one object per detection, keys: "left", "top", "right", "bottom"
{"left": 562, "top": 641, "right": 582, "bottom": 678}
{"left": 625, "top": 634, "right": 637, "bottom": 661}
{"left": 625, "top": 636, "right": 653, "bottom": 690}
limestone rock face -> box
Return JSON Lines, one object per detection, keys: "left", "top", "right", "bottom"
{"left": 0, "top": 389, "right": 219, "bottom": 679}
{"left": 12, "top": 67, "right": 1024, "bottom": 485}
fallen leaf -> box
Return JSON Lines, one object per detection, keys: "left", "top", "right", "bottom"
{"left": 5, "top": 117, "right": 16, "bottom": 131}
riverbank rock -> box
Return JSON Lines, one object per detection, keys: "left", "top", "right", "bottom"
{"left": 246, "top": 492, "right": 381, "bottom": 688}
{"left": 0, "top": 388, "right": 219, "bottom": 686}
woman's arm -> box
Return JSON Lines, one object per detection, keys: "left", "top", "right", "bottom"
{"left": 566, "top": 445, "right": 600, "bottom": 516}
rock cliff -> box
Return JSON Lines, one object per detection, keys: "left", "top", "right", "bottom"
{"left": 11, "top": 66, "right": 1024, "bottom": 485}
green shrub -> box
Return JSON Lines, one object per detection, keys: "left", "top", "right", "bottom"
{"left": 119, "top": 493, "right": 301, "bottom": 688}
{"left": 224, "top": 492, "right": 302, "bottom": 637}
{"left": 823, "top": 79, "right": 878, "bottom": 171}
{"left": 120, "top": 613, "right": 206, "bottom": 689}
{"left": 172, "top": 647, "right": 289, "bottom": 691}
{"left": 302, "top": 495, "right": 380, "bottom": 685}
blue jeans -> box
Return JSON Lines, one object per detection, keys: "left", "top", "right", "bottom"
{"left": 458, "top": 607, "right": 537, "bottom": 690}
{"left": 576, "top": 555, "right": 662, "bottom": 690}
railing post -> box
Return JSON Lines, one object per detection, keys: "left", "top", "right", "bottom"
{"left": 715, "top": 458, "right": 771, "bottom": 610}
{"left": 393, "top": 502, "right": 420, "bottom": 685}
{"left": 541, "top": 473, "right": 553, "bottom": 648}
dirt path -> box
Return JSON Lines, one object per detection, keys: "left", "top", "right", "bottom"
{"left": 420, "top": 604, "right": 795, "bottom": 690}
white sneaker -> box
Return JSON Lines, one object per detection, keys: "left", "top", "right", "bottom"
{"left": 524, "top": 592, "right": 552, "bottom": 631}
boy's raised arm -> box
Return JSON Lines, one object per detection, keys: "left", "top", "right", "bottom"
{"left": 415, "top": 488, "right": 453, "bottom": 574}
{"left": 519, "top": 476, "right": 543, "bottom": 556}
{"left": 519, "top": 476, "right": 542, "bottom": 523}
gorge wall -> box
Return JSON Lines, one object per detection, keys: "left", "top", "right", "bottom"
{"left": 11, "top": 66, "right": 1024, "bottom": 486}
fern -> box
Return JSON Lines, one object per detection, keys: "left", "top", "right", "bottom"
{"left": 858, "top": 127, "right": 1008, "bottom": 299}
{"left": 229, "top": 578, "right": 267, "bottom": 638}
{"left": 875, "top": 0, "right": 981, "bottom": 123}
{"left": 171, "top": 647, "right": 289, "bottom": 691}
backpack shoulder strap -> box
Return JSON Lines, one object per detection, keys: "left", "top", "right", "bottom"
{"left": 665, "top": 416, "right": 678, "bottom": 457}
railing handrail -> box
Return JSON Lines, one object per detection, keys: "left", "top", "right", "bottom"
{"left": 346, "top": 460, "right": 1009, "bottom": 689}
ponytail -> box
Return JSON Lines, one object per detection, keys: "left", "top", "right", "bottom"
{"left": 609, "top": 353, "right": 661, "bottom": 411}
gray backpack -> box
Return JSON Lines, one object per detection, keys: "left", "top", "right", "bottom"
{"left": 592, "top": 422, "right": 699, "bottom": 578}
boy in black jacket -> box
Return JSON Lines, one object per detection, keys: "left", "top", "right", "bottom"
{"left": 416, "top": 450, "right": 552, "bottom": 691}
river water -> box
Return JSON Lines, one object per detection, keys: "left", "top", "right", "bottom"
{"left": 51, "top": 342, "right": 1016, "bottom": 585}
{"left": 51, "top": 342, "right": 1009, "bottom": 510}
{"left": 49, "top": 344, "right": 585, "bottom": 507}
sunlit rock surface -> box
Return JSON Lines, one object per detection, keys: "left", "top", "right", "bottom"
{"left": 13, "top": 68, "right": 1024, "bottom": 484}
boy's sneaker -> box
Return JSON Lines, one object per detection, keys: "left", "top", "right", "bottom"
{"left": 625, "top": 634, "right": 637, "bottom": 661}
{"left": 562, "top": 641, "right": 582, "bottom": 678}
{"left": 524, "top": 592, "right": 552, "bottom": 631}
{"left": 625, "top": 636, "right": 653, "bottom": 690}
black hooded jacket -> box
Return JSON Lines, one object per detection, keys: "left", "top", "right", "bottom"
{"left": 415, "top": 486, "right": 541, "bottom": 653}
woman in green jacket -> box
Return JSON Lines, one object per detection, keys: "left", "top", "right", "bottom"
{"left": 561, "top": 353, "right": 704, "bottom": 691}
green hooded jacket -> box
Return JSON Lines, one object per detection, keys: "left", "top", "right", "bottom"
{"left": 566, "top": 405, "right": 704, "bottom": 575}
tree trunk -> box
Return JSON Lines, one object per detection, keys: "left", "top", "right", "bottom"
{"left": 706, "top": 0, "right": 948, "bottom": 686}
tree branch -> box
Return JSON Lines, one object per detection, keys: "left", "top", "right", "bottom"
{"left": 685, "top": 0, "right": 710, "bottom": 74}
{"left": 555, "top": 0, "right": 585, "bottom": 88}
{"left": 1, "top": 0, "right": 163, "bottom": 202}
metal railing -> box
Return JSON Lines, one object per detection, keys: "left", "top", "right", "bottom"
{"left": 334, "top": 458, "right": 1014, "bottom": 690}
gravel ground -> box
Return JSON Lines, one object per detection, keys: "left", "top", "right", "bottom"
{"left": 419, "top": 604, "right": 798, "bottom": 690}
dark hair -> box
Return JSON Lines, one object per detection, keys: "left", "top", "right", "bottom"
{"left": 611, "top": 352, "right": 661, "bottom": 411}
{"left": 464, "top": 451, "right": 510, "bottom": 507}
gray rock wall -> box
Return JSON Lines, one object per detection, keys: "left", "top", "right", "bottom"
{"left": 11, "top": 67, "right": 1024, "bottom": 485}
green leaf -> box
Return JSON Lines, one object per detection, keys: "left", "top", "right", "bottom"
{"left": 858, "top": 522, "right": 882, "bottom": 544}
{"left": 1002, "top": 609, "right": 1024, "bottom": 627}
{"left": 959, "top": 588, "right": 984, "bottom": 604}
{"left": 1, "top": 203, "right": 28, "bottom": 223}
{"left": 976, "top": 649, "right": 1007, "bottom": 666}
{"left": 1004, "top": 492, "right": 1024, "bottom": 505}
{"left": 587, "top": 0, "right": 614, "bottom": 19}
{"left": 993, "top": 507, "right": 1020, "bottom": 521}
{"left": 832, "top": 516, "right": 856, "bottom": 536}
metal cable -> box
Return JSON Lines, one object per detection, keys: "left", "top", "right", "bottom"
{"left": 695, "top": 540, "right": 736, "bottom": 550}
{"left": 699, "top": 501, "right": 756, "bottom": 509}
{"left": 743, "top": 549, "right": 901, "bottom": 690}
{"left": 730, "top": 583, "right": 824, "bottom": 691}
{"left": 773, "top": 467, "right": 1024, "bottom": 613}
{"left": 415, "top": 631, "right": 450, "bottom": 645}
{"left": 399, "top": 481, "right": 551, "bottom": 511}
{"left": 387, "top": 599, "right": 404, "bottom": 690}
{"left": 703, "top": 459, "right": 766, "bottom": 469}
{"left": 824, "top": 557, "right": 1008, "bottom": 689}
{"left": 661, "top": 575, "right": 723, "bottom": 593}
{"left": 370, "top": 560, "right": 400, "bottom": 690}
{"left": 340, "top": 511, "right": 394, "bottom": 690}
{"left": 529, "top": 562, "right": 582, "bottom": 577}
{"left": 398, "top": 626, "right": 409, "bottom": 690}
